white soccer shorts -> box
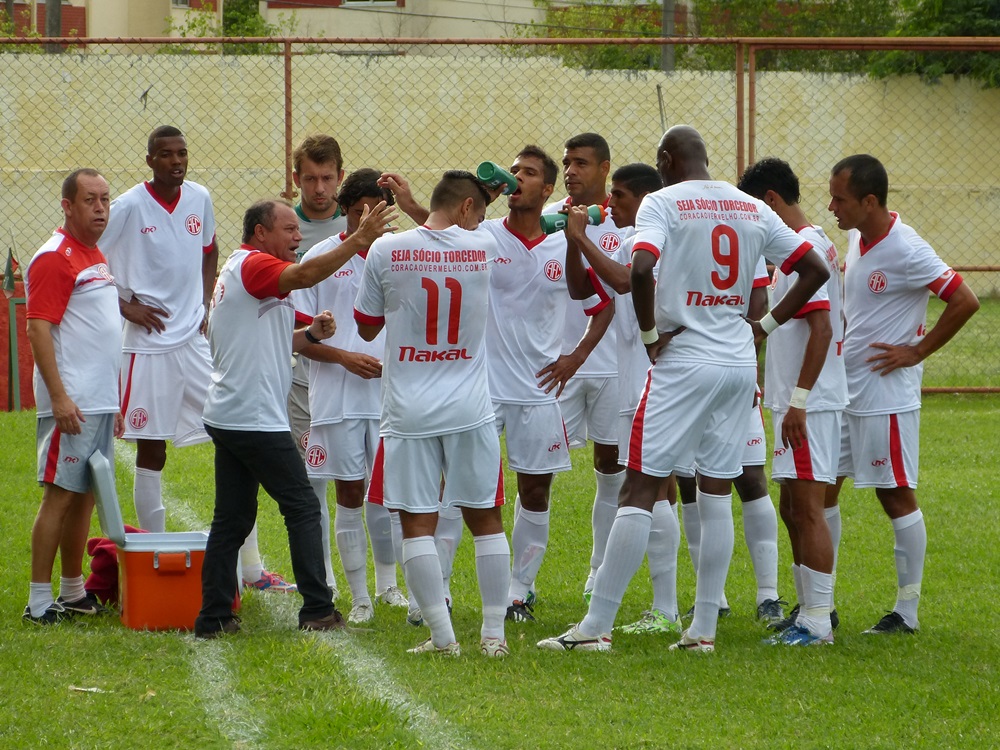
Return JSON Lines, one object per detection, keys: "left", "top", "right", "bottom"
{"left": 305, "top": 418, "right": 379, "bottom": 481}
{"left": 36, "top": 413, "right": 115, "bottom": 493}
{"left": 492, "top": 401, "right": 572, "bottom": 475}
{"left": 842, "top": 410, "right": 920, "bottom": 489}
{"left": 559, "top": 376, "right": 620, "bottom": 448}
{"left": 770, "top": 409, "right": 842, "bottom": 485}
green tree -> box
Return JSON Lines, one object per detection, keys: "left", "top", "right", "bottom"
{"left": 868, "top": 0, "right": 1000, "bottom": 87}
{"left": 164, "top": 0, "right": 300, "bottom": 54}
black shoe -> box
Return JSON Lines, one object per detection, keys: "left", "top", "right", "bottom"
{"left": 57, "top": 593, "right": 110, "bottom": 617}
{"left": 505, "top": 599, "right": 535, "bottom": 623}
{"left": 683, "top": 604, "right": 731, "bottom": 621}
{"left": 300, "top": 609, "right": 346, "bottom": 632}
{"left": 831, "top": 608, "right": 840, "bottom": 631}
{"left": 195, "top": 616, "right": 241, "bottom": 639}
{"left": 22, "top": 602, "right": 67, "bottom": 626}
{"left": 756, "top": 598, "right": 787, "bottom": 625}
{"left": 768, "top": 603, "right": 800, "bottom": 632}
{"left": 863, "top": 611, "right": 916, "bottom": 635}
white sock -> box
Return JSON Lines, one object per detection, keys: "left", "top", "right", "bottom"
{"left": 434, "top": 504, "right": 464, "bottom": 605}
{"left": 891, "top": 510, "right": 925, "bottom": 629}
{"left": 366, "top": 501, "right": 397, "bottom": 593}
{"left": 690, "top": 490, "right": 734, "bottom": 641}
{"left": 309, "top": 478, "right": 337, "bottom": 589}
{"left": 133, "top": 467, "right": 165, "bottom": 533}
{"left": 797, "top": 565, "right": 833, "bottom": 637}
{"left": 741, "top": 494, "right": 779, "bottom": 604}
{"left": 590, "top": 470, "right": 625, "bottom": 576}
{"left": 59, "top": 575, "right": 86, "bottom": 603}
{"left": 239, "top": 522, "right": 264, "bottom": 582}
{"left": 825, "top": 504, "right": 842, "bottom": 611}
{"left": 402, "top": 536, "right": 455, "bottom": 647}
{"left": 474, "top": 532, "right": 510, "bottom": 641}
{"left": 581, "top": 507, "right": 652, "bottom": 636}
{"left": 508, "top": 507, "right": 549, "bottom": 604}
{"left": 29, "top": 582, "right": 54, "bottom": 618}
{"left": 792, "top": 563, "right": 804, "bottom": 606}
{"left": 682, "top": 500, "right": 701, "bottom": 574}
{"left": 335, "top": 505, "right": 370, "bottom": 605}
{"left": 389, "top": 511, "right": 404, "bottom": 570}
{"left": 648, "top": 499, "right": 680, "bottom": 619}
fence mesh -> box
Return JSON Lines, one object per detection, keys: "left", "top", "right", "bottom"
{"left": 1, "top": 38, "right": 997, "bottom": 390}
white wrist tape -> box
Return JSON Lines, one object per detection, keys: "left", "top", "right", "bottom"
{"left": 759, "top": 312, "right": 780, "bottom": 336}
{"left": 640, "top": 328, "right": 660, "bottom": 345}
{"left": 789, "top": 387, "right": 810, "bottom": 410}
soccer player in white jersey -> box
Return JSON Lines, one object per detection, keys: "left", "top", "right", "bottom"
{"left": 538, "top": 125, "right": 829, "bottom": 653}
{"left": 24, "top": 169, "right": 124, "bottom": 624}
{"left": 101, "top": 126, "right": 294, "bottom": 593}
{"left": 542, "top": 133, "right": 626, "bottom": 603}
{"left": 479, "top": 146, "right": 611, "bottom": 623}
{"left": 739, "top": 157, "right": 848, "bottom": 645}
{"left": 563, "top": 163, "right": 683, "bottom": 636}
{"left": 827, "top": 154, "right": 979, "bottom": 635}
{"left": 355, "top": 171, "right": 512, "bottom": 657}
{"left": 291, "top": 169, "right": 406, "bottom": 623}
{"left": 195, "top": 197, "right": 398, "bottom": 638}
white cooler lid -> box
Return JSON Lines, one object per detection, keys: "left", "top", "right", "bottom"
{"left": 88, "top": 451, "right": 127, "bottom": 547}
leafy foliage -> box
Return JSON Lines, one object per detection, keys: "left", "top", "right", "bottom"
{"left": 163, "top": 0, "right": 301, "bottom": 54}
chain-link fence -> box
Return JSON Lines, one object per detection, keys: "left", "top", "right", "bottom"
{"left": 1, "top": 36, "right": 998, "bottom": 395}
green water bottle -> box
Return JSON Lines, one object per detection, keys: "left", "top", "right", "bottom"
{"left": 539, "top": 204, "right": 607, "bottom": 235}
{"left": 476, "top": 161, "right": 518, "bottom": 194}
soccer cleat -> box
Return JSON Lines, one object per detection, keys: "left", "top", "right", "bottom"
{"left": 348, "top": 601, "right": 375, "bottom": 624}
{"left": 683, "top": 604, "right": 731, "bottom": 621}
{"left": 768, "top": 603, "right": 800, "bottom": 632}
{"left": 863, "top": 611, "right": 916, "bottom": 635}
{"left": 772, "top": 624, "right": 834, "bottom": 646}
{"left": 376, "top": 585, "right": 408, "bottom": 608}
{"left": 195, "top": 616, "right": 241, "bottom": 639}
{"left": 243, "top": 570, "right": 298, "bottom": 593}
{"left": 22, "top": 602, "right": 67, "bottom": 626}
{"left": 525, "top": 589, "right": 537, "bottom": 607}
{"left": 668, "top": 629, "right": 715, "bottom": 653}
{"left": 617, "top": 610, "right": 682, "bottom": 635}
{"left": 299, "top": 610, "right": 347, "bottom": 632}
{"left": 406, "top": 607, "right": 424, "bottom": 627}
{"left": 582, "top": 588, "right": 593, "bottom": 606}
{"left": 756, "top": 598, "right": 787, "bottom": 626}
{"left": 536, "top": 625, "right": 611, "bottom": 652}
{"left": 480, "top": 637, "right": 510, "bottom": 658}
{"left": 505, "top": 599, "right": 535, "bottom": 623}
{"left": 831, "top": 609, "right": 840, "bottom": 631}
{"left": 407, "top": 638, "right": 460, "bottom": 656}
{"left": 57, "top": 593, "right": 110, "bottom": 617}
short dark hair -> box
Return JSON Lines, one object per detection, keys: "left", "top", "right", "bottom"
{"left": 62, "top": 168, "right": 103, "bottom": 201}
{"left": 242, "top": 199, "right": 290, "bottom": 243}
{"left": 429, "top": 170, "right": 491, "bottom": 212}
{"left": 337, "top": 168, "right": 395, "bottom": 211}
{"left": 565, "top": 132, "right": 611, "bottom": 164}
{"left": 293, "top": 134, "right": 344, "bottom": 174}
{"left": 831, "top": 154, "right": 888, "bottom": 206}
{"left": 516, "top": 145, "right": 558, "bottom": 186}
{"left": 147, "top": 125, "right": 184, "bottom": 155}
{"left": 611, "top": 163, "right": 662, "bottom": 198}
{"left": 737, "top": 157, "right": 801, "bottom": 204}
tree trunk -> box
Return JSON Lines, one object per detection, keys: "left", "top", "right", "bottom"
{"left": 45, "top": 0, "right": 61, "bottom": 53}
{"left": 661, "top": 0, "right": 676, "bottom": 72}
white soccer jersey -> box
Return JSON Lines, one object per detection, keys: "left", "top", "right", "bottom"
{"left": 481, "top": 217, "right": 609, "bottom": 404}
{"left": 764, "top": 224, "right": 848, "bottom": 413}
{"left": 632, "top": 181, "right": 812, "bottom": 367}
{"left": 354, "top": 225, "right": 497, "bottom": 438}
{"left": 842, "top": 213, "right": 961, "bottom": 416}
{"left": 544, "top": 197, "right": 623, "bottom": 378}
{"left": 203, "top": 246, "right": 300, "bottom": 432}
{"left": 611, "top": 235, "right": 651, "bottom": 414}
{"left": 295, "top": 205, "right": 349, "bottom": 261}
{"left": 25, "top": 230, "right": 122, "bottom": 416}
{"left": 100, "top": 181, "right": 216, "bottom": 353}
{"left": 291, "top": 233, "right": 383, "bottom": 425}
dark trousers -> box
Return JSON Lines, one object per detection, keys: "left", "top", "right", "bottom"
{"left": 196, "top": 425, "right": 333, "bottom": 629}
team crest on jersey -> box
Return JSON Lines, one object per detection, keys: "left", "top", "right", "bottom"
{"left": 544, "top": 260, "right": 563, "bottom": 281}
{"left": 599, "top": 232, "right": 620, "bottom": 253}
{"left": 306, "top": 445, "right": 327, "bottom": 468}
{"left": 185, "top": 214, "right": 202, "bottom": 235}
{"left": 300, "top": 430, "right": 310, "bottom": 450}
{"left": 128, "top": 408, "right": 148, "bottom": 430}
{"left": 868, "top": 270, "right": 887, "bottom": 294}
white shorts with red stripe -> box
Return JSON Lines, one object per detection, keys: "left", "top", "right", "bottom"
{"left": 840, "top": 410, "right": 920, "bottom": 489}
{"left": 770, "top": 409, "right": 842, "bottom": 485}
{"left": 36, "top": 413, "right": 115, "bottom": 493}
{"left": 119, "top": 336, "right": 212, "bottom": 446}
{"left": 559, "top": 376, "right": 619, "bottom": 448}
{"left": 492, "top": 401, "right": 572, "bottom": 475}
{"left": 367, "top": 422, "right": 505, "bottom": 513}
{"left": 304, "top": 418, "right": 379, "bottom": 481}
{"left": 742, "top": 403, "right": 767, "bottom": 466}
{"left": 625, "top": 360, "right": 757, "bottom": 480}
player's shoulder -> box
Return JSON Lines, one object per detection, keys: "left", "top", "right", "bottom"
{"left": 890, "top": 214, "right": 935, "bottom": 253}
{"left": 110, "top": 181, "right": 148, "bottom": 208}
{"left": 182, "top": 179, "right": 212, "bottom": 198}
{"left": 30, "top": 231, "right": 69, "bottom": 264}
{"left": 542, "top": 197, "right": 569, "bottom": 215}
{"left": 300, "top": 233, "right": 346, "bottom": 263}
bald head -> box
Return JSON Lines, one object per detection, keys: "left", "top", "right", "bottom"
{"left": 656, "top": 125, "right": 710, "bottom": 186}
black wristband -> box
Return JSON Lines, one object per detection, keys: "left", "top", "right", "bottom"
{"left": 304, "top": 328, "right": 321, "bottom": 345}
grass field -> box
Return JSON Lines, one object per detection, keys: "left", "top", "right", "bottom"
{"left": 1, "top": 396, "right": 998, "bottom": 749}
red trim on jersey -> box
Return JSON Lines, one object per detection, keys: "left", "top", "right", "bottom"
{"left": 626, "top": 369, "right": 653, "bottom": 472}
{"left": 752, "top": 275, "right": 770, "bottom": 288}
{"left": 858, "top": 213, "right": 897, "bottom": 256}
{"left": 888, "top": 414, "right": 910, "bottom": 487}
{"left": 632, "top": 240, "right": 661, "bottom": 261}
{"left": 43, "top": 427, "right": 62, "bottom": 484}
{"left": 501, "top": 218, "right": 546, "bottom": 251}
{"left": 354, "top": 309, "right": 385, "bottom": 326}
{"left": 294, "top": 311, "right": 313, "bottom": 327}
{"left": 583, "top": 295, "right": 610, "bottom": 317}
{"left": 367, "top": 439, "right": 385, "bottom": 505}
{"left": 586, "top": 267, "right": 612, "bottom": 304}
{"left": 143, "top": 182, "right": 182, "bottom": 214}
{"left": 494, "top": 460, "right": 506, "bottom": 507}
{"left": 927, "top": 270, "right": 962, "bottom": 301}
{"left": 792, "top": 299, "right": 832, "bottom": 320}
{"left": 791, "top": 436, "right": 815, "bottom": 481}
{"left": 792, "top": 224, "right": 811, "bottom": 234}
{"left": 778, "top": 241, "right": 813, "bottom": 276}
{"left": 240, "top": 248, "right": 289, "bottom": 300}
{"left": 120, "top": 353, "right": 137, "bottom": 416}
{"left": 203, "top": 234, "right": 216, "bottom": 254}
